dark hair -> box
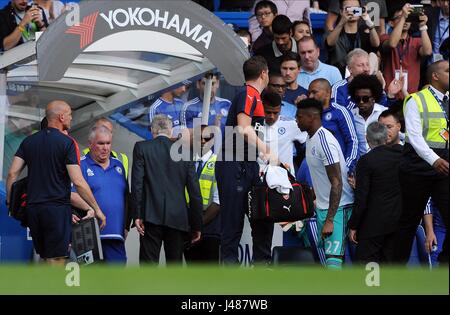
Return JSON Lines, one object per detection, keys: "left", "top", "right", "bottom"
{"left": 348, "top": 74, "right": 384, "bottom": 103}
{"left": 243, "top": 55, "right": 268, "bottom": 81}
{"left": 272, "top": 15, "right": 292, "bottom": 35}
{"left": 280, "top": 51, "right": 301, "bottom": 68}
{"left": 378, "top": 109, "right": 401, "bottom": 123}
{"left": 255, "top": 0, "right": 278, "bottom": 16}
{"left": 292, "top": 20, "right": 311, "bottom": 33}
{"left": 262, "top": 91, "right": 282, "bottom": 107}
{"left": 297, "top": 98, "right": 323, "bottom": 116}
{"left": 340, "top": 0, "right": 361, "bottom": 10}
{"left": 40, "top": 117, "right": 48, "bottom": 130}
{"left": 297, "top": 35, "right": 319, "bottom": 48}
{"left": 426, "top": 60, "right": 448, "bottom": 85}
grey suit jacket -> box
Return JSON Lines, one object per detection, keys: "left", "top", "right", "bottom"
{"left": 131, "top": 136, "right": 202, "bottom": 232}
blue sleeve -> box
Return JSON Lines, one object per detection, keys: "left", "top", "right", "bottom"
{"left": 331, "top": 83, "right": 344, "bottom": 106}
{"left": 337, "top": 108, "right": 359, "bottom": 173}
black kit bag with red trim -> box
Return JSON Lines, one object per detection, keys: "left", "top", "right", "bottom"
{"left": 247, "top": 167, "right": 315, "bottom": 223}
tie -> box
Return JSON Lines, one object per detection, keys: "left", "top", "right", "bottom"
{"left": 196, "top": 160, "right": 203, "bottom": 178}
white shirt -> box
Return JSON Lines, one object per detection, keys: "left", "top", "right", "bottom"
{"left": 260, "top": 117, "right": 307, "bottom": 174}
{"left": 404, "top": 85, "right": 447, "bottom": 166}
{"left": 306, "top": 127, "right": 354, "bottom": 209}
{"left": 352, "top": 103, "right": 388, "bottom": 153}
{"left": 195, "top": 150, "right": 220, "bottom": 205}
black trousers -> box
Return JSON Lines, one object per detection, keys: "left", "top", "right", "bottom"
{"left": 139, "top": 223, "right": 186, "bottom": 265}
{"left": 250, "top": 220, "right": 274, "bottom": 265}
{"left": 184, "top": 236, "right": 220, "bottom": 263}
{"left": 355, "top": 233, "right": 397, "bottom": 264}
{"left": 393, "top": 171, "right": 449, "bottom": 263}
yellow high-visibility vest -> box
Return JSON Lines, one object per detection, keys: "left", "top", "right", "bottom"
{"left": 404, "top": 87, "right": 448, "bottom": 149}
{"left": 82, "top": 148, "right": 129, "bottom": 178}
{"left": 186, "top": 154, "right": 217, "bottom": 210}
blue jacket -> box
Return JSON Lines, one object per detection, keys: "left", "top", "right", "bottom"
{"left": 322, "top": 103, "right": 359, "bottom": 173}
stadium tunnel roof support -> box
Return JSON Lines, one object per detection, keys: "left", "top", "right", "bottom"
{"left": 0, "top": 0, "right": 250, "bottom": 177}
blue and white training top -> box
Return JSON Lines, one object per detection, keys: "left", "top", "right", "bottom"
{"left": 149, "top": 97, "right": 185, "bottom": 137}
{"left": 180, "top": 96, "right": 231, "bottom": 130}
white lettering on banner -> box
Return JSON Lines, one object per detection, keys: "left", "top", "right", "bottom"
{"left": 99, "top": 7, "right": 213, "bottom": 49}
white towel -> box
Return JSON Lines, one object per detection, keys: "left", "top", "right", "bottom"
{"left": 265, "top": 165, "right": 292, "bottom": 195}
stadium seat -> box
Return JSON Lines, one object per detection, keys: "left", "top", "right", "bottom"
{"left": 271, "top": 246, "right": 316, "bottom": 266}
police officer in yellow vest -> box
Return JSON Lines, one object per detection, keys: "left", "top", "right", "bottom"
{"left": 184, "top": 125, "right": 221, "bottom": 263}
{"left": 393, "top": 60, "right": 449, "bottom": 263}
{"left": 82, "top": 117, "right": 129, "bottom": 178}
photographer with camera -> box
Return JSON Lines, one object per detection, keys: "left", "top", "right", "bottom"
{"left": 325, "top": 0, "right": 380, "bottom": 77}
{"left": 0, "top": 0, "right": 48, "bottom": 51}
{"left": 380, "top": 3, "right": 432, "bottom": 94}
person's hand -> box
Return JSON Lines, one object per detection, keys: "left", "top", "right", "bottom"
{"left": 433, "top": 158, "right": 449, "bottom": 176}
{"left": 362, "top": 6, "right": 374, "bottom": 27}
{"left": 135, "top": 218, "right": 145, "bottom": 236}
{"left": 425, "top": 231, "right": 437, "bottom": 254}
{"left": 294, "top": 94, "right": 308, "bottom": 106}
{"left": 21, "top": 8, "right": 37, "bottom": 26}
{"left": 402, "top": 3, "right": 413, "bottom": 19}
{"left": 419, "top": 12, "right": 428, "bottom": 27}
{"left": 339, "top": 7, "right": 352, "bottom": 25}
{"left": 321, "top": 219, "right": 334, "bottom": 240}
{"left": 72, "top": 214, "right": 80, "bottom": 224}
{"left": 387, "top": 75, "right": 405, "bottom": 97}
{"left": 191, "top": 231, "right": 201, "bottom": 244}
{"left": 348, "top": 175, "right": 356, "bottom": 189}
{"left": 96, "top": 209, "right": 106, "bottom": 230}
{"left": 82, "top": 209, "right": 95, "bottom": 220}
{"left": 349, "top": 229, "right": 358, "bottom": 244}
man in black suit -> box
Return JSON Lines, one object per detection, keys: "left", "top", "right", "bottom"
{"left": 348, "top": 122, "right": 403, "bottom": 263}
{"left": 131, "top": 114, "right": 203, "bottom": 264}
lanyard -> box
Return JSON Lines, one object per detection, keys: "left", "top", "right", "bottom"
{"left": 428, "top": 87, "right": 449, "bottom": 123}
{"left": 396, "top": 37, "right": 409, "bottom": 66}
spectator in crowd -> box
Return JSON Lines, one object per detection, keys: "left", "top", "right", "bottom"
{"left": 34, "top": 0, "right": 65, "bottom": 23}
{"left": 181, "top": 73, "right": 231, "bottom": 132}
{"left": 326, "top": 0, "right": 388, "bottom": 35}
{"left": 184, "top": 125, "right": 221, "bottom": 264}
{"left": 378, "top": 109, "right": 403, "bottom": 146}
{"left": 215, "top": 56, "right": 277, "bottom": 265}
{"left": 251, "top": 0, "right": 278, "bottom": 52}
{"left": 132, "top": 115, "right": 202, "bottom": 264}
{"left": 148, "top": 85, "right": 187, "bottom": 138}
{"left": 252, "top": 92, "right": 306, "bottom": 264}
{"left": 348, "top": 74, "right": 387, "bottom": 156}
{"left": 427, "top": 0, "right": 449, "bottom": 62}
{"left": 0, "top": 0, "right": 48, "bottom": 51}
{"left": 308, "top": 79, "right": 359, "bottom": 175}
{"left": 255, "top": 15, "right": 298, "bottom": 73}
{"left": 6, "top": 100, "right": 106, "bottom": 265}
{"left": 249, "top": 0, "right": 311, "bottom": 44}
{"left": 292, "top": 20, "right": 312, "bottom": 42}
{"left": 348, "top": 122, "right": 403, "bottom": 263}
{"left": 71, "top": 126, "right": 131, "bottom": 264}
{"left": 82, "top": 117, "right": 129, "bottom": 179}
{"left": 280, "top": 52, "right": 308, "bottom": 105}
{"left": 325, "top": 0, "right": 380, "bottom": 76}
{"left": 265, "top": 71, "right": 297, "bottom": 120}
{"left": 296, "top": 98, "right": 354, "bottom": 269}
{"left": 393, "top": 60, "right": 449, "bottom": 264}
{"left": 297, "top": 36, "right": 343, "bottom": 89}
{"left": 380, "top": 3, "right": 433, "bottom": 94}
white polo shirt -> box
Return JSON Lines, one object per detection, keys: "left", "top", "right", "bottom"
{"left": 260, "top": 117, "right": 307, "bottom": 174}
{"left": 306, "top": 127, "right": 354, "bottom": 210}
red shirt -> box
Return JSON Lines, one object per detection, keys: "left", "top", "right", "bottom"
{"left": 380, "top": 34, "right": 423, "bottom": 94}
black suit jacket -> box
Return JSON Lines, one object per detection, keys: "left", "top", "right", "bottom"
{"left": 426, "top": 6, "right": 442, "bottom": 51}
{"left": 348, "top": 144, "right": 403, "bottom": 239}
{"left": 131, "top": 136, "right": 202, "bottom": 233}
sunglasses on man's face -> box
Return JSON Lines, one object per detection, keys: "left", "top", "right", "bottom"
{"left": 354, "top": 96, "right": 372, "bottom": 103}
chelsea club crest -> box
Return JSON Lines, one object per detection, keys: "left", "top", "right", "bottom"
{"left": 278, "top": 127, "right": 286, "bottom": 135}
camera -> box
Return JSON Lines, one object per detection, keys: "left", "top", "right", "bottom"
{"left": 346, "top": 6, "right": 366, "bottom": 17}
{"left": 406, "top": 4, "right": 424, "bottom": 23}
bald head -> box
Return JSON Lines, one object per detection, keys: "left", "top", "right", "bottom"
{"left": 310, "top": 79, "right": 331, "bottom": 92}
{"left": 308, "top": 79, "right": 331, "bottom": 107}
{"left": 46, "top": 100, "right": 72, "bottom": 131}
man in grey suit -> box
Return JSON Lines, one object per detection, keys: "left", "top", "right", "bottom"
{"left": 131, "top": 115, "right": 203, "bottom": 264}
